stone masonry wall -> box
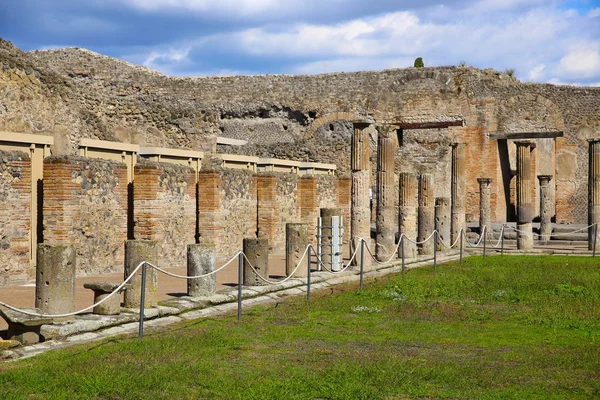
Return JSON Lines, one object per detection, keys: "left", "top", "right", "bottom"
{"left": 0, "top": 150, "right": 31, "bottom": 285}
{"left": 134, "top": 161, "right": 196, "bottom": 268}
{"left": 275, "top": 174, "right": 299, "bottom": 254}
{"left": 43, "top": 156, "right": 128, "bottom": 276}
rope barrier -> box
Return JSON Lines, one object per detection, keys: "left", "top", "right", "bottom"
{"left": 0, "top": 261, "right": 145, "bottom": 318}
{"left": 463, "top": 225, "right": 486, "bottom": 248}
{"left": 242, "top": 245, "right": 311, "bottom": 284}
{"left": 361, "top": 235, "right": 404, "bottom": 265}
{"left": 438, "top": 227, "right": 464, "bottom": 249}
{"left": 148, "top": 252, "right": 240, "bottom": 279}
{"left": 404, "top": 230, "right": 437, "bottom": 245}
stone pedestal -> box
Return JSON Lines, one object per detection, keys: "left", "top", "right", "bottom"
{"left": 35, "top": 244, "right": 76, "bottom": 314}
{"left": 538, "top": 175, "right": 553, "bottom": 243}
{"left": 435, "top": 197, "right": 450, "bottom": 248}
{"left": 351, "top": 122, "right": 372, "bottom": 266}
{"left": 187, "top": 244, "right": 216, "bottom": 297}
{"left": 286, "top": 223, "right": 309, "bottom": 277}
{"left": 477, "top": 178, "right": 492, "bottom": 234}
{"left": 398, "top": 172, "right": 418, "bottom": 259}
{"left": 123, "top": 240, "right": 158, "bottom": 308}
{"left": 588, "top": 139, "right": 600, "bottom": 250}
{"left": 375, "top": 125, "right": 397, "bottom": 262}
{"left": 83, "top": 282, "right": 124, "bottom": 315}
{"left": 243, "top": 238, "right": 269, "bottom": 286}
{"left": 516, "top": 141, "right": 534, "bottom": 250}
{"left": 418, "top": 174, "right": 435, "bottom": 255}
{"left": 451, "top": 143, "right": 467, "bottom": 246}
{"left": 320, "top": 208, "right": 342, "bottom": 271}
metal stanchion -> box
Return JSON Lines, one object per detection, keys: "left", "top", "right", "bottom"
{"left": 307, "top": 246, "right": 312, "bottom": 304}
{"left": 501, "top": 225, "right": 505, "bottom": 255}
{"left": 483, "top": 226, "right": 487, "bottom": 259}
{"left": 237, "top": 252, "right": 243, "bottom": 321}
{"left": 459, "top": 230, "right": 464, "bottom": 264}
{"left": 433, "top": 231, "right": 437, "bottom": 273}
{"left": 401, "top": 236, "right": 405, "bottom": 280}
{"left": 138, "top": 262, "right": 147, "bottom": 343}
{"left": 594, "top": 224, "right": 598, "bottom": 258}
{"left": 359, "top": 239, "right": 365, "bottom": 290}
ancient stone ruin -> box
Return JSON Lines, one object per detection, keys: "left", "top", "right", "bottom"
{"left": 1, "top": 37, "right": 600, "bottom": 295}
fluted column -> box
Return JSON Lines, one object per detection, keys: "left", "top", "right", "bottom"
{"left": 537, "top": 175, "right": 553, "bottom": 243}
{"left": 351, "top": 122, "right": 372, "bottom": 265}
{"left": 418, "top": 174, "right": 435, "bottom": 255}
{"left": 477, "top": 178, "right": 492, "bottom": 234}
{"left": 398, "top": 172, "right": 417, "bottom": 259}
{"left": 450, "top": 143, "right": 467, "bottom": 246}
{"left": 588, "top": 139, "right": 600, "bottom": 249}
{"left": 435, "top": 197, "right": 450, "bottom": 248}
{"left": 375, "top": 125, "right": 397, "bottom": 261}
{"left": 516, "top": 141, "right": 534, "bottom": 250}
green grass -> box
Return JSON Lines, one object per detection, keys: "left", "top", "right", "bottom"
{"left": 1, "top": 255, "right": 600, "bottom": 399}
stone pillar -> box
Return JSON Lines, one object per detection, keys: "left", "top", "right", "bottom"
{"left": 124, "top": 240, "right": 158, "bottom": 308}
{"left": 198, "top": 171, "right": 221, "bottom": 247}
{"left": 418, "top": 174, "right": 435, "bottom": 255}
{"left": 516, "top": 141, "right": 534, "bottom": 250}
{"left": 375, "top": 126, "right": 397, "bottom": 261}
{"left": 538, "top": 175, "right": 553, "bottom": 243}
{"left": 477, "top": 178, "right": 492, "bottom": 234}
{"left": 187, "top": 244, "right": 216, "bottom": 297}
{"left": 286, "top": 223, "right": 309, "bottom": 277}
{"left": 398, "top": 172, "right": 418, "bottom": 259}
{"left": 299, "top": 175, "right": 319, "bottom": 246}
{"left": 351, "top": 122, "right": 372, "bottom": 266}
{"left": 588, "top": 139, "right": 600, "bottom": 249}
{"left": 257, "top": 173, "right": 279, "bottom": 251}
{"left": 336, "top": 176, "right": 352, "bottom": 244}
{"left": 35, "top": 244, "right": 76, "bottom": 314}
{"left": 450, "top": 143, "right": 467, "bottom": 246}
{"left": 320, "top": 208, "right": 342, "bottom": 270}
{"left": 243, "top": 238, "right": 269, "bottom": 286}
{"left": 435, "top": 197, "right": 451, "bottom": 248}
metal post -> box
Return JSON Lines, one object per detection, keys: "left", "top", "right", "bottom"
{"left": 138, "top": 262, "right": 147, "bottom": 343}
{"left": 594, "top": 224, "right": 598, "bottom": 257}
{"left": 501, "top": 225, "right": 505, "bottom": 255}
{"left": 459, "top": 229, "right": 464, "bottom": 264}
{"left": 483, "top": 226, "right": 487, "bottom": 259}
{"left": 317, "top": 217, "right": 322, "bottom": 271}
{"left": 237, "top": 252, "right": 243, "bottom": 321}
{"left": 433, "top": 231, "right": 437, "bottom": 273}
{"left": 401, "top": 236, "right": 405, "bottom": 280}
{"left": 307, "top": 246, "right": 312, "bottom": 304}
{"left": 359, "top": 238, "right": 365, "bottom": 290}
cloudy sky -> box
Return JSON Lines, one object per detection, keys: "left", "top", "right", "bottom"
{"left": 1, "top": 0, "right": 599, "bottom": 85}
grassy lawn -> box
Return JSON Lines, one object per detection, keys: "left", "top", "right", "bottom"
{"left": 1, "top": 255, "right": 599, "bottom": 399}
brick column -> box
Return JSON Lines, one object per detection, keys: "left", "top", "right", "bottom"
{"left": 418, "top": 174, "right": 435, "bottom": 255}
{"left": 336, "top": 176, "right": 352, "bottom": 244}
{"left": 375, "top": 125, "right": 397, "bottom": 262}
{"left": 299, "top": 175, "right": 319, "bottom": 246}
{"left": 257, "top": 173, "right": 279, "bottom": 251}
{"left": 588, "top": 139, "right": 600, "bottom": 249}
{"left": 398, "top": 172, "right": 417, "bottom": 259}
{"left": 351, "top": 122, "right": 372, "bottom": 265}
{"left": 198, "top": 171, "right": 222, "bottom": 248}
{"left": 450, "top": 143, "right": 467, "bottom": 246}
{"left": 477, "top": 178, "right": 492, "bottom": 234}
{"left": 516, "top": 141, "right": 534, "bottom": 250}
{"left": 537, "top": 175, "right": 553, "bottom": 243}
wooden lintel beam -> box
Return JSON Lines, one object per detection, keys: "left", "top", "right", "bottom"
{"left": 489, "top": 131, "right": 564, "bottom": 140}
{"left": 393, "top": 120, "right": 464, "bottom": 130}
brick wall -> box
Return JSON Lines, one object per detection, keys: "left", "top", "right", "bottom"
{"left": 336, "top": 177, "right": 352, "bottom": 244}
{"left": 257, "top": 173, "right": 279, "bottom": 250}
{"left": 134, "top": 161, "right": 196, "bottom": 267}
{"left": 298, "top": 176, "right": 319, "bottom": 245}
{"left": 0, "top": 151, "right": 31, "bottom": 285}
{"left": 275, "top": 174, "right": 300, "bottom": 253}
{"left": 43, "top": 156, "right": 127, "bottom": 275}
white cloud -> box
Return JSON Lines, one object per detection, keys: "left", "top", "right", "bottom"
{"left": 556, "top": 45, "right": 600, "bottom": 79}
{"left": 120, "top": 0, "right": 279, "bottom": 15}
{"left": 528, "top": 64, "right": 546, "bottom": 80}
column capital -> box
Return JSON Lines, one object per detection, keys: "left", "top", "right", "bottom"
{"left": 375, "top": 125, "right": 397, "bottom": 138}
{"left": 352, "top": 121, "right": 372, "bottom": 129}
{"left": 477, "top": 177, "right": 492, "bottom": 184}
{"left": 587, "top": 138, "right": 600, "bottom": 144}
{"left": 450, "top": 142, "right": 467, "bottom": 149}
{"left": 514, "top": 140, "right": 533, "bottom": 147}
{"left": 537, "top": 174, "right": 553, "bottom": 182}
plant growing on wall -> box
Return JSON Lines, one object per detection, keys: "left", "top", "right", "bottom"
{"left": 414, "top": 57, "right": 424, "bottom": 68}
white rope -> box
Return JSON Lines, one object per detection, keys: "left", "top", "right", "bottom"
{"left": 0, "top": 262, "right": 145, "bottom": 318}
{"left": 344, "top": 241, "right": 361, "bottom": 268}
{"left": 439, "top": 227, "right": 464, "bottom": 249}
{"left": 404, "top": 230, "right": 437, "bottom": 245}
{"left": 311, "top": 245, "right": 354, "bottom": 274}
{"left": 463, "top": 225, "right": 486, "bottom": 248}
{"left": 491, "top": 224, "right": 505, "bottom": 248}
{"left": 362, "top": 236, "right": 402, "bottom": 265}
{"left": 148, "top": 251, "right": 240, "bottom": 279}
{"left": 542, "top": 224, "right": 595, "bottom": 237}
{"left": 242, "top": 245, "right": 310, "bottom": 284}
